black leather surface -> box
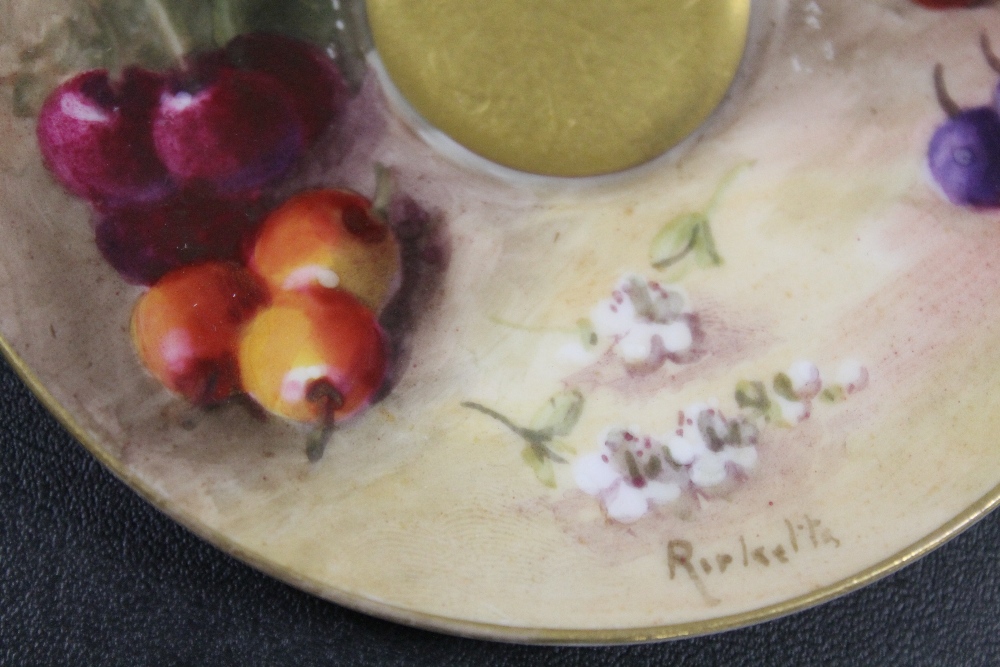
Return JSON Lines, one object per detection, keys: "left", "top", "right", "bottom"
{"left": 2, "top": 354, "right": 1000, "bottom": 666}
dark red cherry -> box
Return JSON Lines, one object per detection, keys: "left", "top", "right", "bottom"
{"left": 152, "top": 57, "right": 305, "bottom": 196}
{"left": 225, "top": 33, "right": 348, "bottom": 145}
{"left": 36, "top": 67, "right": 173, "bottom": 205}
{"left": 94, "top": 191, "right": 265, "bottom": 285}
{"left": 911, "top": 0, "right": 979, "bottom": 8}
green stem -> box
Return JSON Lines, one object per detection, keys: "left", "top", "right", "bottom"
{"left": 143, "top": 0, "right": 187, "bottom": 61}
{"left": 86, "top": 8, "right": 124, "bottom": 71}
{"left": 305, "top": 381, "right": 343, "bottom": 463}
{"left": 371, "top": 164, "right": 394, "bottom": 222}
{"left": 704, "top": 160, "right": 755, "bottom": 217}
{"left": 212, "top": 0, "right": 240, "bottom": 46}
{"left": 698, "top": 219, "right": 722, "bottom": 265}
{"left": 625, "top": 277, "right": 658, "bottom": 322}
{"left": 488, "top": 315, "right": 575, "bottom": 335}
{"left": 461, "top": 402, "right": 567, "bottom": 464}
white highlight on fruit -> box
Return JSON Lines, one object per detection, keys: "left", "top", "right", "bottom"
{"left": 280, "top": 364, "right": 333, "bottom": 403}
{"left": 62, "top": 94, "right": 109, "bottom": 123}
{"left": 159, "top": 328, "right": 193, "bottom": 374}
{"left": 161, "top": 91, "right": 196, "bottom": 112}
{"left": 283, "top": 265, "right": 341, "bottom": 290}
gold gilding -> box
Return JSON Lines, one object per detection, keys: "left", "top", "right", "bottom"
{"left": 366, "top": 0, "right": 750, "bottom": 176}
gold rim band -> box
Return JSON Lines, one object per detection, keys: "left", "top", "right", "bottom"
{"left": 1, "top": 332, "right": 997, "bottom": 643}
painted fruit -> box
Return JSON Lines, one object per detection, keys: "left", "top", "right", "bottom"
{"left": 238, "top": 287, "right": 388, "bottom": 423}
{"left": 95, "top": 191, "right": 264, "bottom": 286}
{"left": 249, "top": 189, "right": 401, "bottom": 311}
{"left": 152, "top": 56, "right": 305, "bottom": 195}
{"left": 225, "top": 32, "right": 348, "bottom": 145}
{"left": 929, "top": 108, "right": 1000, "bottom": 206}
{"left": 36, "top": 67, "right": 172, "bottom": 205}
{"left": 912, "top": 0, "right": 978, "bottom": 8}
{"left": 928, "top": 64, "right": 1000, "bottom": 207}
{"left": 131, "top": 262, "right": 268, "bottom": 405}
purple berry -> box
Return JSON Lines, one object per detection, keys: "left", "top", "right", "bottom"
{"left": 929, "top": 108, "right": 1000, "bottom": 207}
{"left": 224, "top": 33, "right": 348, "bottom": 146}
{"left": 36, "top": 67, "right": 173, "bottom": 205}
{"left": 928, "top": 64, "right": 1000, "bottom": 208}
{"left": 94, "top": 192, "right": 264, "bottom": 285}
{"left": 152, "top": 57, "right": 305, "bottom": 196}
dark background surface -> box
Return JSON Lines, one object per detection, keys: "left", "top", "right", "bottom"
{"left": 2, "top": 354, "right": 1000, "bottom": 667}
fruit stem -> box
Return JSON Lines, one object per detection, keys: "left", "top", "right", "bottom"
{"left": 212, "top": 0, "right": 240, "bottom": 47}
{"left": 86, "top": 6, "right": 125, "bottom": 73}
{"left": 933, "top": 63, "right": 961, "bottom": 119}
{"left": 143, "top": 0, "right": 187, "bottom": 62}
{"left": 371, "top": 164, "right": 394, "bottom": 223}
{"left": 195, "top": 368, "right": 222, "bottom": 407}
{"left": 305, "top": 380, "right": 344, "bottom": 462}
{"left": 704, "top": 160, "right": 755, "bottom": 218}
{"left": 983, "top": 33, "right": 1000, "bottom": 75}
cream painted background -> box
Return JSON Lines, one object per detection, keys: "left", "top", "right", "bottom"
{"left": 1, "top": 0, "right": 999, "bottom": 636}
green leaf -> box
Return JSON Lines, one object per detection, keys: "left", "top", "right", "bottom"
{"left": 661, "top": 445, "right": 683, "bottom": 470}
{"left": 4, "top": 0, "right": 369, "bottom": 118}
{"left": 529, "top": 389, "right": 585, "bottom": 438}
{"left": 622, "top": 275, "right": 658, "bottom": 321}
{"left": 11, "top": 72, "right": 49, "bottom": 118}
{"left": 644, "top": 454, "right": 663, "bottom": 479}
{"left": 576, "top": 318, "right": 598, "bottom": 348}
{"left": 735, "top": 380, "right": 770, "bottom": 413}
{"left": 650, "top": 212, "right": 705, "bottom": 270}
{"left": 820, "top": 385, "right": 847, "bottom": 403}
{"left": 623, "top": 451, "right": 643, "bottom": 483}
{"left": 772, "top": 373, "right": 798, "bottom": 402}
{"left": 693, "top": 220, "right": 723, "bottom": 267}
{"left": 651, "top": 162, "right": 752, "bottom": 274}
{"left": 522, "top": 446, "right": 556, "bottom": 488}
{"left": 551, "top": 440, "right": 577, "bottom": 456}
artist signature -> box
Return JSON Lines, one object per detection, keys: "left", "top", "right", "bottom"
{"left": 666, "top": 515, "right": 841, "bottom": 606}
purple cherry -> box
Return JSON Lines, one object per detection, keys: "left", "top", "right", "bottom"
{"left": 928, "top": 64, "right": 1000, "bottom": 208}
{"left": 152, "top": 56, "right": 305, "bottom": 196}
{"left": 225, "top": 33, "right": 348, "bottom": 146}
{"left": 36, "top": 67, "right": 173, "bottom": 205}
{"left": 94, "top": 191, "right": 265, "bottom": 286}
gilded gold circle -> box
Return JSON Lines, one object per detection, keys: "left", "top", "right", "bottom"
{"left": 366, "top": 0, "right": 751, "bottom": 176}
